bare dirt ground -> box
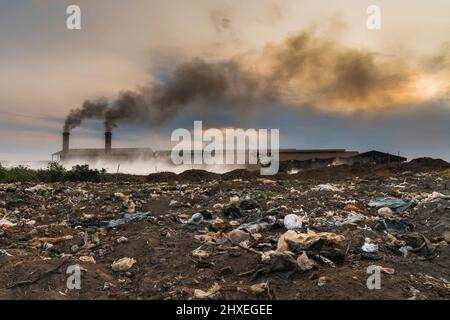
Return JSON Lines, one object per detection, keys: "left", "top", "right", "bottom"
{"left": 1, "top": 159, "right": 449, "bottom": 300}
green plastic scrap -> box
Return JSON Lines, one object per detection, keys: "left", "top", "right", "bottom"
{"left": 368, "top": 197, "right": 418, "bottom": 213}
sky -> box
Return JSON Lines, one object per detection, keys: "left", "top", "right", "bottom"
{"left": 0, "top": 0, "right": 449, "bottom": 161}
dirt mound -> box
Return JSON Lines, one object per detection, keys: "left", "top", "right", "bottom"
{"left": 177, "top": 169, "right": 220, "bottom": 182}
{"left": 143, "top": 158, "right": 449, "bottom": 184}
{"left": 221, "top": 169, "right": 259, "bottom": 180}
{"left": 406, "top": 158, "right": 450, "bottom": 170}
{"left": 146, "top": 172, "right": 178, "bottom": 183}
{"left": 291, "top": 164, "right": 364, "bottom": 181}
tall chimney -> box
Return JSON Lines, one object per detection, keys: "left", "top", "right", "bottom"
{"left": 62, "top": 132, "right": 70, "bottom": 159}
{"left": 105, "top": 132, "right": 112, "bottom": 155}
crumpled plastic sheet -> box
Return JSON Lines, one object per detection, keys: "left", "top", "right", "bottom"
{"left": 368, "top": 197, "right": 418, "bottom": 213}
{"left": 106, "top": 212, "right": 148, "bottom": 229}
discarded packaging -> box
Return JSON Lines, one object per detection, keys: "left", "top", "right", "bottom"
{"left": 111, "top": 257, "right": 136, "bottom": 271}
{"left": 284, "top": 214, "right": 303, "bottom": 230}
{"left": 107, "top": 212, "right": 148, "bottom": 229}
{"left": 361, "top": 238, "right": 379, "bottom": 253}
{"left": 297, "top": 251, "right": 316, "bottom": 271}
{"left": 0, "top": 218, "right": 16, "bottom": 227}
{"left": 277, "top": 229, "right": 345, "bottom": 252}
{"left": 194, "top": 282, "right": 267, "bottom": 299}
{"left": 227, "top": 229, "right": 250, "bottom": 245}
{"left": 368, "top": 197, "right": 418, "bottom": 213}
{"left": 312, "top": 184, "right": 343, "bottom": 192}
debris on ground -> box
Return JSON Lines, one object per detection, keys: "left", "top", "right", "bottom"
{"left": 0, "top": 159, "right": 449, "bottom": 299}
{"left": 368, "top": 197, "right": 418, "bottom": 213}
{"left": 111, "top": 257, "right": 136, "bottom": 271}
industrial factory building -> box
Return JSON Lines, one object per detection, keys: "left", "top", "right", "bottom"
{"left": 52, "top": 131, "right": 406, "bottom": 166}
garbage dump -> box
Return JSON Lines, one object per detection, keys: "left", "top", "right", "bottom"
{"left": 0, "top": 159, "right": 449, "bottom": 300}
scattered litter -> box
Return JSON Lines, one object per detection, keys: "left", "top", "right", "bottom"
{"left": 361, "top": 238, "right": 379, "bottom": 253}
{"left": 111, "top": 257, "right": 136, "bottom": 271}
{"left": 368, "top": 197, "right": 418, "bottom": 213}
{"left": 187, "top": 212, "right": 204, "bottom": 225}
{"left": 0, "top": 249, "right": 13, "bottom": 257}
{"left": 0, "top": 158, "right": 448, "bottom": 300}
{"left": 32, "top": 235, "right": 73, "bottom": 244}
{"left": 284, "top": 214, "right": 303, "bottom": 230}
{"left": 194, "top": 282, "right": 267, "bottom": 299}
{"left": 343, "top": 203, "right": 361, "bottom": 212}
{"left": 312, "top": 184, "right": 343, "bottom": 192}
{"left": 79, "top": 256, "right": 96, "bottom": 263}
{"left": 25, "top": 184, "right": 53, "bottom": 192}
{"left": 377, "top": 207, "right": 393, "bottom": 217}
{"left": 336, "top": 212, "right": 365, "bottom": 226}
{"left": 297, "top": 251, "right": 316, "bottom": 271}
{"left": 277, "top": 229, "right": 345, "bottom": 252}
{"left": 241, "top": 216, "right": 276, "bottom": 234}
{"left": 117, "top": 236, "right": 128, "bottom": 244}
{"left": 227, "top": 229, "right": 250, "bottom": 245}
{"left": 399, "top": 246, "right": 413, "bottom": 258}
{"left": 192, "top": 247, "right": 210, "bottom": 259}
{"left": 252, "top": 251, "right": 300, "bottom": 279}
{"left": 106, "top": 212, "right": 148, "bottom": 229}
{"left": 444, "top": 231, "right": 450, "bottom": 243}
{"left": 0, "top": 218, "right": 16, "bottom": 227}
{"left": 380, "top": 219, "right": 413, "bottom": 234}
{"left": 317, "top": 276, "right": 328, "bottom": 287}
{"left": 423, "top": 192, "right": 450, "bottom": 202}
{"left": 169, "top": 200, "right": 178, "bottom": 207}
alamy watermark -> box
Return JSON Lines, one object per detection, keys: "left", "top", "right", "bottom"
{"left": 66, "top": 4, "right": 382, "bottom": 31}
{"left": 66, "top": 264, "right": 81, "bottom": 290}
{"left": 366, "top": 265, "right": 382, "bottom": 290}
{"left": 66, "top": 5, "right": 81, "bottom": 30}
{"left": 367, "top": 5, "right": 381, "bottom": 30}
{"left": 171, "top": 121, "right": 279, "bottom": 175}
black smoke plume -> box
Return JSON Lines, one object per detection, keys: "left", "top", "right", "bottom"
{"left": 63, "top": 99, "right": 108, "bottom": 132}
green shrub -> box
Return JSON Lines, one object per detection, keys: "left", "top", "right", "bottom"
{"left": 37, "top": 162, "right": 67, "bottom": 182}
{"left": 0, "top": 164, "right": 6, "bottom": 181}
{"left": 65, "top": 164, "right": 109, "bottom": 182}
{"left": 0, "top": 165, "right": 38, "bottom": 183}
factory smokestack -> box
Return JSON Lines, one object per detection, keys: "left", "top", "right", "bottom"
{"left": 105, "top": 132, "right": 112, "bottom": 155}
{"left": 62, "top": 132, "right": 70, "bottom": 159}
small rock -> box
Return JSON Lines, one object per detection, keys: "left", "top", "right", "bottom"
{"left": 222, "top": 205, "right": 242, "bottom": 218}
{"left": 443, "top": 231, "right": 450, "bottom": 243}
{"left": 240, "top": 199, "right": 259, "bottom": 210}
{"left": 317, "top": 276, "right": 328, "bottom": 287}
{"left": 229, "top": 195, "right": 240, "bottom": 205}
{"left": 378, "top": 207, "right": 393, "bottom": 217}
{"left": 169, "top": 200, "right": 178, "bottom": 207}
{"left": 227, "top": 229, "right": 250, "bottom": 245}
{"left": 188, "top": 212, "right": 204, "bottom": 225}
{"left": 297, "top": 251, "right": 315, "bottom": 271}
{"left": 228, "top": 247, "right": 242, "bottom": 257}
{"left": 117, "top": 236, "right": 128, "bottom": 244}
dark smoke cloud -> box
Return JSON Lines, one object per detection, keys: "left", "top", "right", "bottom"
{"left": 65, "top": 29, "right": 450, "bottom": 132}
{"left": 63, "top": 99, "right": 108, "bottom": 132}
{"left": 103, "top": 58, "right": 269, "bottom": 131}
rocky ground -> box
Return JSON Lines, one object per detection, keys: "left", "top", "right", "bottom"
{"left": 1, "top": 159, "right": 449, "bottom": 300}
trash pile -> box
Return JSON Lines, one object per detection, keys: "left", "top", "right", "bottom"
{"left": 0, "top": 163, "right": 449, "bottom": 299}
